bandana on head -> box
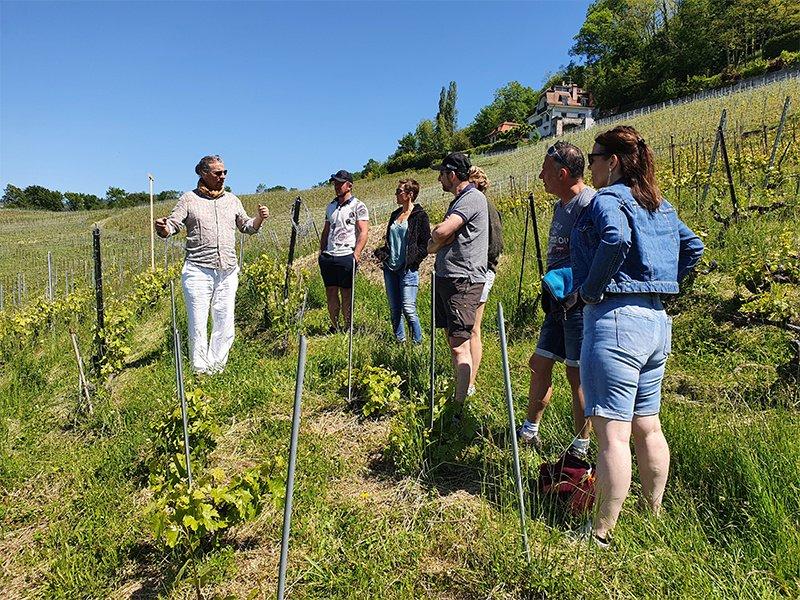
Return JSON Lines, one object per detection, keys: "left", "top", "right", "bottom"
{"left": 195, "top": 178, "right": 226, "bottom": 199}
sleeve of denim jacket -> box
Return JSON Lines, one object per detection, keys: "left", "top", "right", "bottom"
{"left": 579, "top": 191, "right": 632, "bottom": 303}
{"left": 676, "top": 217, "right": 704, "bottom": 281}
{"left": 233, "top": 195, "right": 259, "bottom": 234}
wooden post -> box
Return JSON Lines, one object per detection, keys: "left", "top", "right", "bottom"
{"left": 765, "top": 96, "right": 791, "bottom": 188}
{"left": 148, "top": 174, "right": 156, "bottom": 271}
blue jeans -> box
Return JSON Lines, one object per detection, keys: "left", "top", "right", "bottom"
{"left": 581, "top": 294, "right": 672, "bottom": 421}
{"left": 383, "top": 267, "right": 422, "bottom": 343}
{"left": 535, "top": 306, "right": 584, "bottom": 368}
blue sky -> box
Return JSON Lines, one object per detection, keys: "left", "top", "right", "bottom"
{"left": 1, "top": 0, "right": 592, "bottom": 197}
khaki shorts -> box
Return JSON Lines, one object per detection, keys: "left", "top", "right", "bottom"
{"left": 434, "top": 276, "right": 484, "bottom": 339}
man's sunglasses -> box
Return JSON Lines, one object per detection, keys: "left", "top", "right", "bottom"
{"left": 587, "top": 153, "right": 609, "bottom": 166}
{"left": 211, "top": 169, "right": 228, "bottom": 176}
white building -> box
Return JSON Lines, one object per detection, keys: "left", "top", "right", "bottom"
{"left": 527, "top": 83, "right": 595, "bottom": 139}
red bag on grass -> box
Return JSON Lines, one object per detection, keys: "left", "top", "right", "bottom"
{"left": 538, "top": 452, "right": 596, "bottom": 516}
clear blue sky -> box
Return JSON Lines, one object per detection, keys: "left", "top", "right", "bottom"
{"left": 1, "top": 0, "right": 592, "bottom": 197}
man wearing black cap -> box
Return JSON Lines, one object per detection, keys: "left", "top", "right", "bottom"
{"left": 428, "top": 152, "right": 489, "bottom": 409}
{"left": 319, "top": 169, "right": 369, "bottom": 332}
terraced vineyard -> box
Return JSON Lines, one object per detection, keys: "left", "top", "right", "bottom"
{"left": 1, "top": 76, "right": 798, "bottom": 599}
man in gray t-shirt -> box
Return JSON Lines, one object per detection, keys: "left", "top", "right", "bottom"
{"left": 546, "top": 185, "right": 594, "bottom": 270}
{"left": 428, "top": 152, "right": 489, "bottom": 409}
{"left": 518, "top": 142, "right": 595, "bottom": 460}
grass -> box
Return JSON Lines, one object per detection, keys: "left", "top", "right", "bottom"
{"left": 1, "top": 77, "right": 799, "bottom": 598}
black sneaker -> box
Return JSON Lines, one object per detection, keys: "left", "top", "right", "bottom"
{"left": 566, "top": 444, "right": 589, "bottom": 461}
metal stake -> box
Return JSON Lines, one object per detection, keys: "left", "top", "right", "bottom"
{"left": 347, "top": 257, "right": 356, "bottom": 403}
{"left": 171, "top": 281, "right": 192, "bottom": 487}
{"left": 497, "top": 302, "right": 531, "bottom": 563}
{"left": 277, "top": 334, "right": 307, "bottom": 600}
{"left": 429, "top": 270, "right": 436, "bottom": 430}
{"left": 47, "top": 251, "right": 53, "bottom": 301}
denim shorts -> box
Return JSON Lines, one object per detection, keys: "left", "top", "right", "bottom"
{"left": 535, "top": 306, "right": 584, "bottom": 368}
{"left": 581, "top": 294, "right": 673, "bottom": 422}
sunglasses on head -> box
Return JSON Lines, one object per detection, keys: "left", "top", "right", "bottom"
{"left": 546, "top": 145, "right": 569, "bottom": 167}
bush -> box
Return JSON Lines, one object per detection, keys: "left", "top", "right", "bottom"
{"left": 241, "top": 253, "right": 307, "bottom": 338}
{"left": 739, "top": 59, "right": 769, "bottom": 79}
{"left": 763, "top": 31, "right": 800, "bottom": 60}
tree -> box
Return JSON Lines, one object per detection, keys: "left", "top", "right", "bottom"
{"left": 469, "top": 81, "right": 538, "bottom": 146}
{"left": 395, "top": 132, "right": 417, "bottom": 155}
{"left": 1, "top": 184, "right": 26, "bottom": 207}
{"left": 23, "top": 185, "right": 64, "bottom": 211}
{"left": 361, "top": 158, "right": 387, "bottom": 180}
{"left": 105, "top": 186, "right": 127, "bottom": 207}
{"left": 64, "top": 192, "right": 103, "bottom": 210}
{"left": 255, "top": 183, "right": 268, "bottom": 194}
{"left": 415, "top": 119, "right": 438, "bottom": 154}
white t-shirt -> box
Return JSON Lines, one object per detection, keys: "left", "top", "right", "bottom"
{"left": 323, "top": 196, "right": 369, "bottom": 256}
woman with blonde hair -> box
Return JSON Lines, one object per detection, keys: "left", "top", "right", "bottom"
{"left": 570, "top": 125, "right": 704, "bottom": 546}
{"left": 466, "top": 166, "right": 503, "bottom": 395}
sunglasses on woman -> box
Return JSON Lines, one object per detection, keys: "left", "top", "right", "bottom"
{"left": 587, "top": 153, "right": 608, "bottom": 166}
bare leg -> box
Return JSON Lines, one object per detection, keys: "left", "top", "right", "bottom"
{"left": 325, "top": 286, "right": 341, "bottom": 329}
{"left": 632, "top": 414, "right": 670, "bottom": 514}
{"left": 341, "top": 286, "right": 352, "bottom": 327}
{"left": 469, "top": 302, "right": 486, "bottom": 388}
{"left": 592, "top": 416, "right": 633, "bottom": 539}
{"left": 566, "top": 365, "right": 591, "bottom": 438}
{"left": 525, "top": 353, "right": 555, "bottom": 423}
{"left": 449, "top": 334, "right": 472, "bottom": 405}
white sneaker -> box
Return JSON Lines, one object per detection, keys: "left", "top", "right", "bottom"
{"left": 467, "top": 385, "right": 476, "bottom": 397}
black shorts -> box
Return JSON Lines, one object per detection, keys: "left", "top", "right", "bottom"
{"left": 434, "top": 276, "right": 484, "bottom": 339}
{"left": 319, "top": 252, "right": 356, "bottom": 288}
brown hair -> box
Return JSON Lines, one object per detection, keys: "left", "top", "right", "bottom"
{"left": 468, "top": 166, "right": 490, "bottom": 192}
{"left": 594, "top": 125, "right": 661, "bottom": 211}
{"left": 195, "top": 154, "right": 222, "bottom": 175}
{"left": 397, "top": 178, "right": 420, "bottom": 201}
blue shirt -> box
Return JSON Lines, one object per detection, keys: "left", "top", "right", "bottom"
{"left": 385, "top": 219, "right": 408, "bottom": 271}
{"left": 570, "top": 182, "right": 704, "bottom": 303}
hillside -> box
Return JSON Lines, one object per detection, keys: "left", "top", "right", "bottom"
{"left": 1, "top": 77, "right": 799, "bottom": 599}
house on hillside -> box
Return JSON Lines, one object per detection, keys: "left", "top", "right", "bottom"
{"left": 486, "top": 121, "right": 522, "bottom": 144}
{"left": 527, "top": 83, "right": 594, "bottom": 139}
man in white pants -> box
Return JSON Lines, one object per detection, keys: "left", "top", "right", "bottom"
{"left": 155, "top": 155, "right": 269, "bottom": 374}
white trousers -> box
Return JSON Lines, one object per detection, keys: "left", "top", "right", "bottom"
{"left": 181, "top": 261, "right": 239, "bottom": 374}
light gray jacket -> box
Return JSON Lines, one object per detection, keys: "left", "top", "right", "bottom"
{"left": 165, "top": 191, "right": 259, "bottom": 270}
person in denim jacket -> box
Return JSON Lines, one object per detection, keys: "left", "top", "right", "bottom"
{"left": 570, "top": 125, "right": 704, "bottom": 548}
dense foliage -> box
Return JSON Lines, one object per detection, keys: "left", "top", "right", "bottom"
{"left": 1, "top": 183, "right": 180, "bottom": 211}
{"left": 571, "top": 0, "right": 800, "bottom": 111}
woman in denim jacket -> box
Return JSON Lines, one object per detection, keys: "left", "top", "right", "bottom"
{"left": 570, "top": 126, "right": 704, "bottom": 547}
